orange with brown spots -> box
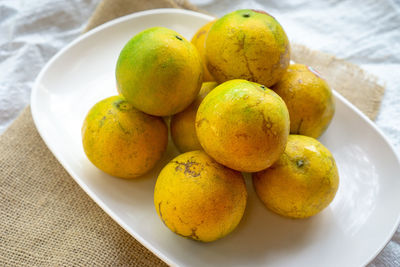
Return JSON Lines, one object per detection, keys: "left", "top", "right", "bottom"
{"left": 154, "top": 150, "right": 247, "bottom": 242}
{"left": 205, "top": 9, "right": 290, "bottom": 87}
{"left": 196, "top": 79, "right": 290, "bottom": 172}
{"left": 273, "top": 64, "right": 335, "bottom": 138}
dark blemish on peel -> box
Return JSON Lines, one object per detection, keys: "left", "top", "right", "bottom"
{"left": 297, "top": 160, "right": 304, "bottom": 167}
{"left": 174, "top": 160, "right": 202, "bottom": 177}
{"left": 242, "top": 13, "right": 250, "bottom": 18}
{"left": 114, "top": 99, "right": 130, "bottom": 111}
{"left": 240, "top": 34, "right": 255, "bottom": 81}
{"left": 196, "top": 30, "right": 207, "bottom": 38}
{"left": 260, "top": 85, "right": 266, "bottom": 90}
{"left": 235, "top": 133, "right": 249, "bottom": 139}
{"left": 117, "top": 121, "right": 130, "bottom": 134}
{"left": 262, "top": 116, "right": 273, "bottom": 134}
{"left": 196, "top": 118, "right": 208, "bottom": 128}
{"left": 190, "top": 227, "right": 199, "bottom": 240}
{"left": 178, "top": 215, "right": 187, "bottom": 225}
{"left": 99, "top": 116, "right": 106, "bottom": 127}
{"left": 176, "top": 227, "right": 200, "bottom": 240}
{"left": 175, "top": 35, "right": 183, "bottom": 41}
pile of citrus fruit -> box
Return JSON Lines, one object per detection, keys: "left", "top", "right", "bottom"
{"left": 82, "top": 9, "right": 339, "bottom": 242}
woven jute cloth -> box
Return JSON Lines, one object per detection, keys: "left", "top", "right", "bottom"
{"left": 0, "top": 0, "right": 386, "bottom": 266}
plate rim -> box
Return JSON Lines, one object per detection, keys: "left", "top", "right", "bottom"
{"left": 30, "top": 8, "right": 400, "bottom": 267}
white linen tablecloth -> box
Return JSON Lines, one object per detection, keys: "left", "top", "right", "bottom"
{"left": 1, "top": 0, "right": 399, "bottom": 265}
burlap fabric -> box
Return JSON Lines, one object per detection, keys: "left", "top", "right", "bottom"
{"left": 0, "top": 0, "right": 385, "bottom": 266}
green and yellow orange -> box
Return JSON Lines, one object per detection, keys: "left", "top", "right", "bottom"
{"left": 82, "top": 95, "right": 168, "bottom": 178}
{"left": 116, "top": 27, "right": 203, "bottom": 116}
{"left": 205, "top": 9, "right": 290, "bottom": 87}
{"left": 196, "top": 79, "right": 290, "bottom": 172}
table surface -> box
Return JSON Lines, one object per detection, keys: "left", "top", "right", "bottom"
{"left": 1, "top": 0, "right": 399, "bottom": 266}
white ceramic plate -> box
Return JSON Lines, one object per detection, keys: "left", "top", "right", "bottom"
{"left": 31, "top": 8, "right": 400, "bottom": 267}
